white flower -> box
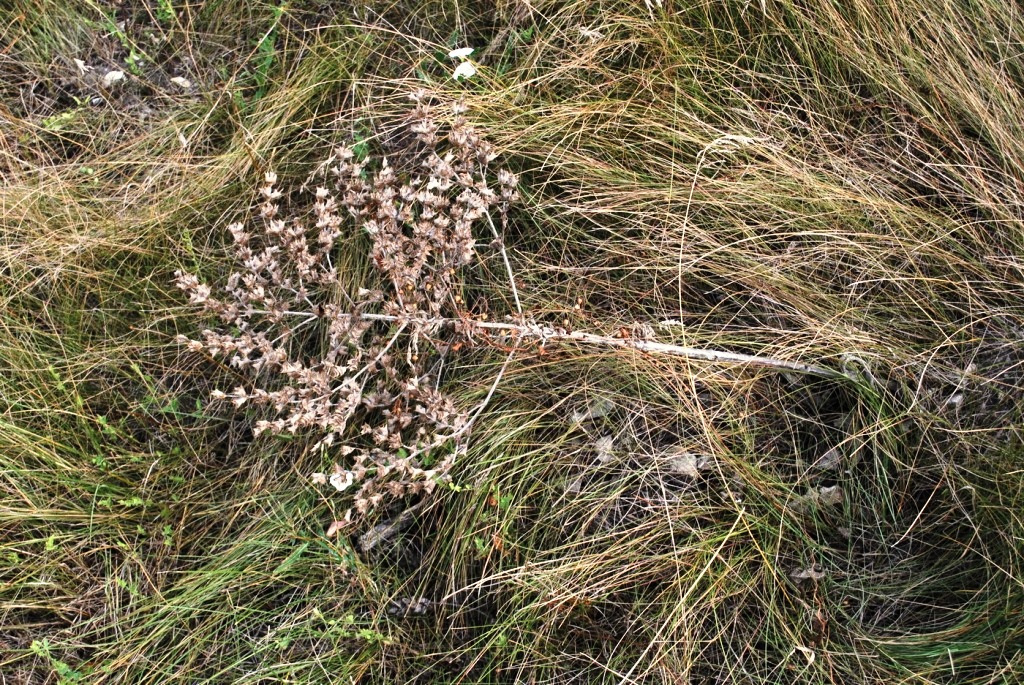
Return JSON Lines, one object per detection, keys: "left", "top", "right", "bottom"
{"left": 448, "top": 47, "right": 474, "bottom": 59}
{"left": 230, "top": 385, "right": 248, "bottom": 407}
{"left": 452, "top": 61, "right": 477, "bottom": 80}
{"left": 329, "top": 469, "right": 355, "bottom": 492}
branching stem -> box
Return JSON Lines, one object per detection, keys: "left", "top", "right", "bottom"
{"left": 241, "top": 309, "right": 848, "bottom": 380}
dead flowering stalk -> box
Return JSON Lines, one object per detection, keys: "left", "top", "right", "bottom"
{"left": 176, "top": 91, "right": 519, "bottom": 525}
{"left": 175, "top": 91, "right": 847, "bottom": 531}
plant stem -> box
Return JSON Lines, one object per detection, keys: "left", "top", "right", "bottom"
{"left": 246, "top": 309, "right": 847, "bottom": 380}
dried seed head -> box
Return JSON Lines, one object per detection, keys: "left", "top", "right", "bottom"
{"left": 175, "top": 91, "right": 519, "bottom": 527}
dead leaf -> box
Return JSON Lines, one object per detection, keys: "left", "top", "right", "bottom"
{"left": 572, "top": 396, "right": 614, "bottom": 423}
{"left": 594, "top": 435, "right": 615, "bottom": 463}
{"left": 818, "top": 485, "right": 843, "bottom": 506}
{"left": 811, "top": 447, "right": 842, "bottom": 471}
{"left": 792, "top": 485, "right": 844, "bottom": 513}
{"left": 102, "top": 70, "right": 125, "bottom": 88}
{"left": 790, "top": 565, "right": 827, "bottom": 581}
{"left": 665, "top": 447, "right": 710, "bottom": 478}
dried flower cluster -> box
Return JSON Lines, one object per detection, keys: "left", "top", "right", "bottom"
{"left": 175, "top": 91, "right": 518, "bottom": 525}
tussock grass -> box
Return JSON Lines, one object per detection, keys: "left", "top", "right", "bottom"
{"left": 2, "top": 0, "right": 1022, "bottom": 683}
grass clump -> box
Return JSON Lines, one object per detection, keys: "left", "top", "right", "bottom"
{"left": 2, "top": 0, "right": 1023, "bottom": 683}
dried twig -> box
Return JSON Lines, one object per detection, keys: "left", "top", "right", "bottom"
{"left": 248, "top": 309, "right": 845, "bottom": 380}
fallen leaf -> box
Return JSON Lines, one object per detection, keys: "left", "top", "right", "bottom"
{"left": 170, "top": 76, "right": 192, "bottom": 89}
{"left": 665, "top": 447, "right": 710, "bottom": 478}
{"left": 594, "top": 435, "right": 615, "bottom": 463}
{"left": 811, "top": 447, "right": 842, "bottom": 471}
{"left": 792, "top": 485, "right": 844, "bottom": 513}
{"left": 571, "top": 396, "right": 614, "bottom": 423}
{"left": 818, "top": 485, "right": 843, "bottom": 506}
{"left": 790, "top": 565, "right": 827, "bottom": 581}
{"left": 102, "top": 70, "right": 125, "bottom": 88}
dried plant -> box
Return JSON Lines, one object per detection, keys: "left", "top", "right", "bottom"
{"left": 175, "top": 92, "right": 849, "bottom": 530}
{"left": 175, "top": 91, "right": 519, "bottom": 525}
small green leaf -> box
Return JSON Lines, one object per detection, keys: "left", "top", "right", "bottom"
{"left": 31, "top": 639, "right": 50, "bottom": 657}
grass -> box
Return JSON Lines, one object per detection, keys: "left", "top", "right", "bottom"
{"left": 2, "top": 0, "right": 1023, "bottom": 682}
